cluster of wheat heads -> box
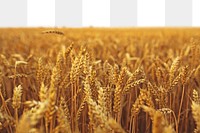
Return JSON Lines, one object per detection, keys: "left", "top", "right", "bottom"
{"left": 0, "top": 28, "right": 200, "bottom": 133}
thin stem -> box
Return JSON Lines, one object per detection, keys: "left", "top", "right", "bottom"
{"left": 15, "top": 109, "right": 18, "bottom": 126}
{"left": 45, "top": 118, "right": 48, "bottom": 133}
{"left": 178, "top": 85, "right": 185, "bottom": 126}
{"left": 171, "top": 110, "right": 178, "bottom": 133}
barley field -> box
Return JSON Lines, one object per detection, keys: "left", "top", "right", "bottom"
{"left": 0, "top": 28, "right": 200, "bottom": 133}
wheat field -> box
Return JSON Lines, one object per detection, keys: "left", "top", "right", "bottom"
{"left": 0, "top": 28, "right": 200, "bottom": 133}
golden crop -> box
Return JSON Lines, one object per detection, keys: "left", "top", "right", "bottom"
{"left": 0, "top": 28, "right": 200, "bottom": 133}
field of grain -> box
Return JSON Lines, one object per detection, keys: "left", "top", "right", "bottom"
{"left": 0, "top": 28, "right": 200, "bottom": 133}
